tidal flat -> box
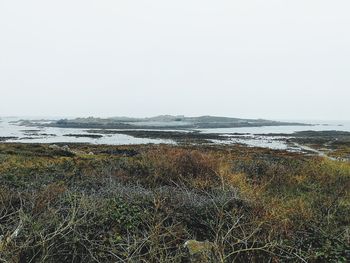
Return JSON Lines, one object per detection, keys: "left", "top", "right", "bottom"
{"left": 0, "top": 142, "right": 349, "bottom": 262}
{"left": 1, "top": 117, "right": 350, "bottom": 161}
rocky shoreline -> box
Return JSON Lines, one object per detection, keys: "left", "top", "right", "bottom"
{"left": 19, "top": 115, "right": 309, "bottom": 130}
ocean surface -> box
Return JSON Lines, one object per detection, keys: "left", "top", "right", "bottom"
{"left": 0, "top": 117, "right": 349, "bottom": 150}
{"left": 0, "top": 117, "right": 171, "bottom": 145}
{"left": 198, "top": 120, "right": 350, "bottom": 134}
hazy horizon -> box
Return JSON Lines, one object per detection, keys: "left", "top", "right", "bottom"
{"left": 1, "top": 114, "right": 349, "bottom": 123}
{"left": 1, "top": 1, "right": 349, "bottom": 120}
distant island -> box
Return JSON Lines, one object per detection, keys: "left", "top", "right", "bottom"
{"left": 23, "top": 115, "right": 309, "bottom": 130}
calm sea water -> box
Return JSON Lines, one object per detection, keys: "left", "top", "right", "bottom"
{"left": 200, "top": 120, "right": 350, "bottom": 150}
{"left": 0, "top": 117, "right": 172, "bottom": 145}
{"left": 198, "top": 120, "right": 350, "bottom": 134}
{"left": 0, "top": 117, "right": 349, "bottom": 150}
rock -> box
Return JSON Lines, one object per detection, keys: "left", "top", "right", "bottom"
{"left": 48, "top": 144, "right": 76, "bottom": 156}
{"left": 88, "top": 152, "right": 94, "bottom": 155}
{"left": 49, "top": 144, "right": 60, "bottom": 150}
{"left": 62, "top": 145, "right": 70, "bottom": 151}
{"left": 184, "top": 240, "right": 215, "bottom": 263}
{"left": 0, "top": 136, "right": 18, "bottom": 142}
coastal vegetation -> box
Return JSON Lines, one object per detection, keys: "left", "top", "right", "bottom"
{"left": 0, "top": 143, "right": 349, "bottom": 262}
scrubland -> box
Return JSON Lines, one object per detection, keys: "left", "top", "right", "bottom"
{"left": 0, "top": 143, "right": 349, "bottom": 262}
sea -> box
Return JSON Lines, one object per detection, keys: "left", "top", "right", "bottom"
{"left": 0, "top": 117, "right": 349, "bottom": 151}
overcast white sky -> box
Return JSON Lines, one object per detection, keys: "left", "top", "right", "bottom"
{"left": 0, "top": 1, "right": 349, "bottom": 120}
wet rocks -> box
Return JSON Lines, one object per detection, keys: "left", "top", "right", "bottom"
{"left": 0, "top": 136, "right": 18, "bottom": 142}
{"left": 63, "top": 134, "right": 103, "bottom": 139}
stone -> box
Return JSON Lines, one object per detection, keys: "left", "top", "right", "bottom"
{"left": 184, "top": 240, "right": 215, "bottom": 263}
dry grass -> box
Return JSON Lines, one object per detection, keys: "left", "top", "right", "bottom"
{"left": 0, "top": 143, "right": 349, "bottom": 262}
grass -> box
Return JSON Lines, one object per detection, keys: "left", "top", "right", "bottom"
{"left": 0, "top": 143, "right": 349, "bottom": 262}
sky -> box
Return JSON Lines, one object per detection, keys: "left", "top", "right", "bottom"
{"left": 0, "top": 0, "right": 349, "bottom": 120}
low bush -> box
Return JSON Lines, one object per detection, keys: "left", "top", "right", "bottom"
{"left": 0, "top": 143, "right": 349, "bottom": 262}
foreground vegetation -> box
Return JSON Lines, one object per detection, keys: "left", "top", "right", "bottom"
{"left": 0, "top": 143, "right": 349, "bottom": 262}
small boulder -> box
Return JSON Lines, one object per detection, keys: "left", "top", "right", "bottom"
{"left": 62, "top": 145, "right": 70, "bottom": 151}
{"left": 184, "top": 240, "right": 215, "bottom": 263}
{"left": 48, "top": 144, "right": 60, "bottom": 150}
